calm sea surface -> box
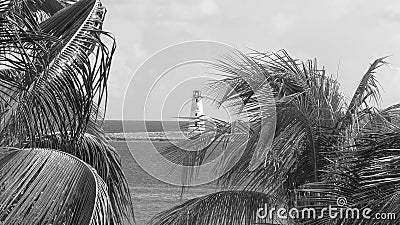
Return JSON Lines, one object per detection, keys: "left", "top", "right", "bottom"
{"left": 106, "top": 121, "right": 218, "bottom": 224}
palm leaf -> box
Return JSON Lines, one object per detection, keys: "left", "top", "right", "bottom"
{"left": 26, "top": 132, "right": 135, "bottom": 224}
{"left": 149, "top": 191, "right": 280, "bottom": 225}
{"left": 162, "top": 50, "right": 343, "bottom": 198}
{"left": 337, "top": 57, "right": 387, "bottom": 133}
{"left": 0, "top": 147, "right": 111, "bottom": 225}
{"left": 0, "top": 0, "right": 114, "bottom": 143}
{"left": 297, "top": 130, "right": 400, "bottom": 225}
{"left": 381, "top": 103, "right": 400, "bottom": 126}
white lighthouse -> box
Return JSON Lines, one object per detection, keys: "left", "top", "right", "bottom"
{"left": 189, "top": 90, "right": 205, "bottom": 132}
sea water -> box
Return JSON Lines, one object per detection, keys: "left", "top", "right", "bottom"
{"left": 107, "top": 121, "right": 218, "bottom": 224}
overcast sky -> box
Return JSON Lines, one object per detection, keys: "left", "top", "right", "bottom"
{"left": 102, "top": 0, "right": 400, "bottom": 120}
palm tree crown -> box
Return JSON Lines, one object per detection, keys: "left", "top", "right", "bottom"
{"left": 0, "top": 0, "right": 135, "bottom": 224}
{"left": 150, "top": 50, "right": 400, "bottom": 225}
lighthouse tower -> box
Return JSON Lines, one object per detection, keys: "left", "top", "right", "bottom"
{"left": 189, "top": 90, "right": 205, "bottom": 132}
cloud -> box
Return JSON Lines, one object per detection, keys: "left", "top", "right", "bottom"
{"left": 101, "top": 0, "right": 400, "bottom": 119}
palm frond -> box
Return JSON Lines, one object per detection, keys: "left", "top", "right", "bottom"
{"left": 0, "top": 147, "right": 111, "bottom": 225}
{"left": 149, "top": 191, "right": 280, "bottom": 225}
{"left": 0, "top": 0, "right": 114, "bottom": 144}
{"left": 297, "top": 130, "right": 400, "bottom": 225}
{"left": 337, "top": 57, "right": 387, "bottom": 132}
{"left": 161, "top": 50, "right": 346, "bottom": 200}
{"left": 381, "top": 103, "right": 400, "bottom": 126}
{"left": 26, "top": 132, "right": 135, "bottom": 224}
{"left": 215, "top": 95, "right": 322, "bottom": 201}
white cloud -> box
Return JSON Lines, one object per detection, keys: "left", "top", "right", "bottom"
{"left": 101, "top": 0, "right": 400, "bottom": 119}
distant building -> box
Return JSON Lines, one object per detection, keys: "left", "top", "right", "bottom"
{"left": 189, "top": 90, "right": 205, "bottom": 132}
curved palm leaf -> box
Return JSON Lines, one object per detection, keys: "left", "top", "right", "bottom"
{"left": 336, "top": 57, "right": 387, "bottom": 133}
{"left": 0, "top": 147, "right": 111, "bottom": 225}
{"left": 27, "top": 132, "right": 134, "bottom": 224}
{"left": 149, "top": 191, "right": 279, "bottom": 225}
